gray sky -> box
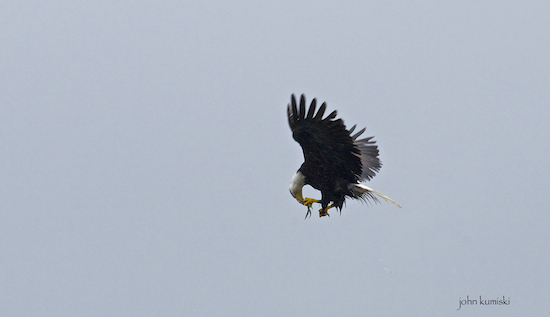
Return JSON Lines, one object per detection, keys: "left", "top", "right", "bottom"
{"left": 1, "top": 0, "right": 549, "bottom": 316}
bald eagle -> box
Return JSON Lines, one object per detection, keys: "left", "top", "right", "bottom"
{"left": 288, "top": 94, "right": 400, "bottom": 218}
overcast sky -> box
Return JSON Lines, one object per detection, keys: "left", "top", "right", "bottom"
{"left": 1, "top": 0, "right": 549, "bottom": 316}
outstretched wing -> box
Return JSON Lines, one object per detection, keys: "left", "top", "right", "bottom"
{"left": 288, "top": 94, "right": 371, "bottom": 183}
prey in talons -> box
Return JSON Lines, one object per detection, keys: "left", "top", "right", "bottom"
{"left": 298, "top": 197, "right": 319, "bottom": 219}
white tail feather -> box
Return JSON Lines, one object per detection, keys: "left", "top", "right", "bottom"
{"left": 349, "top": 183, "right": 401, "bottom": 208}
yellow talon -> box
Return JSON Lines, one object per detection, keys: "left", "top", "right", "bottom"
{"left": 302, "top": 197, "right": 318, "bottom": 206}
{"left": 299, "top": 197, "right": 319, "bottom": 219}
{"left": 319, "top": 205, "right": 334, "bottom": 217}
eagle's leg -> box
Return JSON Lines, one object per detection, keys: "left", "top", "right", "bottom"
{"left": 318, "top": 205, "right": 334, "bottom": 217}
{"left": 302, "top": 197, "right": 318, "bottom": 206}
{"left": 302, "top": 197, "right": 319, "bottom": 219}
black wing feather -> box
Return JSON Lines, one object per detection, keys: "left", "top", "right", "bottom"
{"left": 306, "top": 99, "right": 316, "bottom": 119}
{"left": 299, "top": 95, "right": 306, "bottom": 120}
{"left": 314, "top": 102, "right": 326, "bottom": 120}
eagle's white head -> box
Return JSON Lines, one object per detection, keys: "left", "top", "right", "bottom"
{"left": 289, "top": 171, "right": 306, "bottom": 203}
